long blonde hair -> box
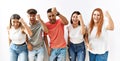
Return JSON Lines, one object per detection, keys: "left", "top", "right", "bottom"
{"left": 89, "top": 8, "right": 104, "bottom": 37}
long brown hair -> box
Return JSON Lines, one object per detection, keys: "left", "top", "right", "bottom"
{"left": 9, "top": 14, "right": 21, "bottom": 29}
{"left": 89, "top": 8, "right": 104, "bottom": 37}
{"left": 9, "top": 14, "right": 25, "bottom": 34}
{"left": 70, "top": 11, "right": 81, "bottom": 25}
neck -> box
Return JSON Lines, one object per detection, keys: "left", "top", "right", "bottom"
{"left": 50, "top": 20, "right": 56, "bottom": 24}
{"left": 94, "top": 22, "right": 98, "bottom": 27}
{"left": 72, "top": 24, "right": 78, "bottom": 28}
{"left": 31, "top": 20, "right": 37, "bottom": 25}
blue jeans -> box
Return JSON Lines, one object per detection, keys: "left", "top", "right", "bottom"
{"left": 28, "top": 47, "right": 44, "bottom": 61}
{"left": 89, "top": 51, "right": 108, "bottom": 61}
{"left": 68, "top": 42, "right": 86, "bottom": 61}
{"left": 50, "top": 48, "right": 66, "bottom": 61}
{"left": 9, "top": 43, "right": 28, "bottom": 61}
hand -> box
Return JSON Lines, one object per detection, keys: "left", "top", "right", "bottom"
{"left": 36, "top": 14, "right": 41, "bottom": 21}
{"left": 52, "top": 7, "right": 58, "bottom": 15}
{"left": 86, "top": 43, "right": 92, "bottom": 50}
{"left": 19, "top": 18, "right": 25, "bottom": 24}
{"left": 48, "top": 47, "right": 51, "bottom": 56}
{"left": 77, "top": 15, "right": 82, "bottom": 21}
{"left": 105, "top": 11, "right": 111, "bottom": 18}
{"left": 27, "top": 43, "right": 33, "bottom": 51}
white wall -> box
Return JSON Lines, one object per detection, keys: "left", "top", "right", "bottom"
{"left": 0, "top": 0, "right": 120, "bottom": 61}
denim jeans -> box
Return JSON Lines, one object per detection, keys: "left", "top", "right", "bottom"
{"left": 68, "top": 42, "right": 86, "bottom": 61}
{"left": 50, "top": 48, "right": 66, "bottom": 61}
{"left": 89, "top": 51, "right": 108, "bottom": 61}
{"left": 28, "top": 47, "right": 44, "bottom": 61}
{"left": 9, "top": 43, "right": 28, "bottom": 61}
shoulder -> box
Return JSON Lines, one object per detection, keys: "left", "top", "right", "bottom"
{"left": 45, "top": 21, "right": 50, "bottom": 26}
{"left": 57, "top": 19, "right": 63, "bottom": 24}
{"left": 67, "top": 24, "right": 72, "bottom": 28}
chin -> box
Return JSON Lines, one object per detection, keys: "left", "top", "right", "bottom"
{"left": 94, "top": 20, "right": 98, "bottom": 23}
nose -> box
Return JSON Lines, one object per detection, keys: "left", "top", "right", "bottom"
{"left": 49, "top": 16, "right": 54, "bottom": 20}
{"left": 30, "top": 17, "right": 34, "bottom": 19}
{"left": 73, "top": 17, "right": 78, "bottom": 21}
{"left": 14, "top": 22, "right": 18, "bottom": 25}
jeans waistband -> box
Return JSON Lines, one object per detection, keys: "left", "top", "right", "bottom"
{"left": 14, "top": 42, "right": 26, "bottom": 46}
{"left": 70, "top": 41, "right": 84, "bottom": 45}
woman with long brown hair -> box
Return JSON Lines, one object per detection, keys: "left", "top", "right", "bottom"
{"left": 87, "top": 8, "right": 114, "bottom": 61}
{"left": 67, "top": 11, "right": 86, "bottom": 61}
{"left": 8, "top": 14, "right": 32, "bottom": 61}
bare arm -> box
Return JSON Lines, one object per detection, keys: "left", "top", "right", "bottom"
{"left": 52, "top": 7, "right": 68, "bottom": 25}
{"left": 36, "top": 14, "right": 48, "bottom": 33}
{"left": 84, "top": 28, "right": 92, "bottom": 50}
{"left": 26, "top": 35, "right": 33, "bottom": 51}
{"left": 78, "top": 15, "right": 86, "bottom": 35}
{"left": 20, "top": 18, "right": 33, "bottom": 36}
{"left": 44, "top": 35, "right": 51, "bottom": 56}
{"left": 67, "top": 29, "right": 70, "bottom": 47}
{"left": 8, "top": 31, "right": 11, "bottom": 46}
{"left": 84, "top": 31, "right": 89, "bottom": 46}
{"left": 105, "top": 11, "right": 114, "bottom": 30}
{"left": 57, "top": 14, "right": 68, "bottom": 25}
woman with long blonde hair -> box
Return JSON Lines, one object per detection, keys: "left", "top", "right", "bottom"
{"left": 87, "top": 8, "right": 114, "bottom": 61}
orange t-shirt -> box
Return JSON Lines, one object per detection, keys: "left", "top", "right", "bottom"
{"left": 45, "top": 19, "right": 66, "bottom": 48}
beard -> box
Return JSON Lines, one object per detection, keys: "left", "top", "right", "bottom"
{"left": 50, "top": 19, "right": 56, "bottom": 24}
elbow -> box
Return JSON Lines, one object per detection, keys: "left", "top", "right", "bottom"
{"left": 110, "top": 24, "right": 114, "bottom": 30}
{"left": 107, "top": 23, "right": 114, "bottom": 30}
{"left": 45, "top": 30, "right": 49, "bottom": 33}
{"left": 110, "top": 26, "right": 114, "bottom": 30}
{"left": 44, "top": 29, "right": 49, "bottom": 33}
{"left": 64, "top": 21, "right": 68, "bottom": 25}
{"left": 108, "top": 26, "right": 114, "bottom": 30}
{"left": 29, "top": 32, "right": 33, "bottom": 37}
{"left": 81, "top": 31, "right": 85, "bottom": 35}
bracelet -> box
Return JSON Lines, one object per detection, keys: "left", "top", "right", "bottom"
{"left": 56, "top": 12, "right": 60, "bottom": 16}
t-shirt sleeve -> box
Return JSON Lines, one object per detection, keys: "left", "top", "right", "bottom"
{"left": 58, "top": 19, "right": 64, "bottom": 26}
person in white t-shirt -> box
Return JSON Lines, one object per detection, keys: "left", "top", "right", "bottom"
{"left": 86, "top": 8, "right": 114, "bottom": 61}
{"left": 8, "top": 14, "right": 33, "bottom": 61}
{"left": 67, "top": 11, "right": 86, "bottom": 61}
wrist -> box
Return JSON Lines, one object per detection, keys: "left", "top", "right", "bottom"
{"left": 56, "top": 12, "right": 60, "bottom": 16}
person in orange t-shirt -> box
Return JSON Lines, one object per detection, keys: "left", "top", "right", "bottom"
{"left": 44, "top": 7, "right": 68, "bottom": 61}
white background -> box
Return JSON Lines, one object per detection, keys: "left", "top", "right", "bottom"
{"left": 0, "top": 0, "right": 120, "bottom": 61}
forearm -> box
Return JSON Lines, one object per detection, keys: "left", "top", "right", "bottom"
{"left": 38, "top": 19, "right": 48, "bottom": 33}
{"left": 44, "top": 36, "right": 49, "bottom": 49}
{"left": 8, "top": 31, "right": 11, "bottom": 45}
{"left": 107, "top": 16, "right": 114, "bottom": 30}
{"left": 22, "top": 22, "right": 33, "bottom": 37}
{"left": 58, "top": 14, "right": 68, "bottom": 25}
{"left": 25, "top": 35, "right": 30, "bottom": 44}
{"left": 105, "top": 11, "right": 114, "bottom": 30}
{"left": 8, "top": 38, "right": 11, "bottom": 46}
{"left": 81, "top": 22, "right": 85, "bottom": 34}
{"left": 79, "top": 16, "right": 85, "bottom": 34}
{"left": 84, "top": 33, "right": 89, "bottom": 45}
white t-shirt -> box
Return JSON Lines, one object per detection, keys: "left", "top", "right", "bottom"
{"left": 67, "top": 25, "right": 84, "bottom": 44}
{"left": 9, "top": 27, "right": 26, "bottom": 44}
{"left": 88, "top": 21, "right": 108, "bottom": 54}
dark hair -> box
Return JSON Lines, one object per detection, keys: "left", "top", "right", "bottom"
{"left": 47, "top": 8, "right": 52, "bottom": 13}
{"left": 27, "top": 8, "right": 37, "bottom": 14}
{"left": 11, "top": 14, "right": 21, "bottom": 19}
{"left": 9, "top": 14, "right": 21, "bottom": 28}
{"left": 70, "top": 11, "right": 81, "bottom": 25}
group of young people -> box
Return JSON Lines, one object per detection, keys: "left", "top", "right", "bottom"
{"left": 7, "top": 7, "right": 114, "bottom": 61}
